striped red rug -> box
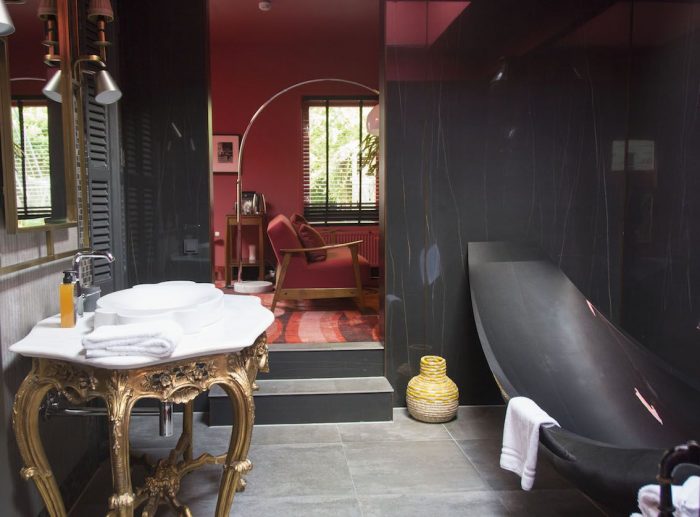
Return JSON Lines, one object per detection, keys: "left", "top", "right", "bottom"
{"left": 222, "top": 288, "right": 380, "bottom": 344}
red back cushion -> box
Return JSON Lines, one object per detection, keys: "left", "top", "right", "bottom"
{"left": 297, "top": 223, "right": 327, "bottom": 262}
{"left": 290, "top": 213, "right": 308, "bottom": 232}
{"left": 267, "top": 214, "right": 303, "bottom": 264}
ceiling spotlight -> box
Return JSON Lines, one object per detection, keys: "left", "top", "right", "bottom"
{"left": 259, "top": 1, "right": 271, "bottom": 12}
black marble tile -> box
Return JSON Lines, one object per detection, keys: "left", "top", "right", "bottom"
{"left": 383, "top": 0, "right": 700, "bottom": 402}
{"left": 457, "top": 439, "right": 571, "bottom": 492}
{"left": 119, "top": 0, "right": 211, "bottom": 285}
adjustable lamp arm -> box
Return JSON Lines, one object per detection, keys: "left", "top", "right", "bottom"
{"left": 233, "top": 78, "right": 379, "bottom": 284}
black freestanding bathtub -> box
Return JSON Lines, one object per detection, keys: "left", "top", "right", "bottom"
{"left": 467, "top": 241, "right": 700, "bottom": 515}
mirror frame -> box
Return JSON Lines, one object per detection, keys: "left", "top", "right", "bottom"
{"left": 0, "top": 0, "right": 78, "bottom": 234}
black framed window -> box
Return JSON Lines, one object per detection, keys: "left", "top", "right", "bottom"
{"left": 302, "top": 96, "right": 379, "bottom": 224}
{"left": 11, "top": 98, "right": 52, "bottom": 220}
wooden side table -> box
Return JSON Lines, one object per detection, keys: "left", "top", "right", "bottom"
{"left": 225, "top": 214, "right": 265, "bottom": 286}
{"left": 12, "top": 335, "right": 268, "bottom": 517}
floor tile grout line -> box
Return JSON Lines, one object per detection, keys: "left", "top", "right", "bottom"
{"left": 444, "top": 424, "right": 491, "bottom": 488}
{"left": 445, "top": 425, "right": 531, "bottom": 514}
{"left": 338, "top": 424, "right": 366, "bottom": 517}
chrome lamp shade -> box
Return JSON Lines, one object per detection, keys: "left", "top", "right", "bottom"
{"left": 95, "top": 69, "right": 121, "bottom": 104}
{"left": 0, "top": 0, "right": 16, "bottom": 36}
{"left": 42, "top": 70, "right": 62, "bottom": 103}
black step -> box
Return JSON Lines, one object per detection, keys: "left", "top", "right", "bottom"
{"left": 208, "top": 377, "right": 394, "bottom": 425}
{"left": 262, "top": 341, "right": 383, "bottom": 379}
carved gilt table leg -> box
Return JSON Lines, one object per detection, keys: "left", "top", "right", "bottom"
{"left": 214, "top": 379, "right": 254, "bottom": 517}
{"left": 214, "top": 334, "right": 268, "bottom": 516}
{"left": 103, "top": 371, "right": 137, "bottom": 517}
{"left": 12, "top": 363, "right": 67, "bottom": 517}
{"left": 13, "top": 333, "right": 269, "bottom": 517}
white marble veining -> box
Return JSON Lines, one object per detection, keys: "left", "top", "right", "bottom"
{"left": 10, "top": 294, "right": 274, "bottom": 369}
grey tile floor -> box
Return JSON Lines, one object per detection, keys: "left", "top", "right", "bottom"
{"left": 70, "top": 406, "right": 605, "bottom": 516}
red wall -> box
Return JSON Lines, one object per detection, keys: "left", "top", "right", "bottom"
{"left": 209, "top": 39, "right": 380, "bottom": 269}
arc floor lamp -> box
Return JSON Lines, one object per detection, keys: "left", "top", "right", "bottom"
{"left": 231, "top": 77, "right": 380, "bottom": 293}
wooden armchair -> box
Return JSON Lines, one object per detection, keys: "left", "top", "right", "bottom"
{"left": 267, "top": 215, "right": 370, "bottom": 312}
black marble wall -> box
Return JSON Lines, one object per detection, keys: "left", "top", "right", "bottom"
{"left": 622, "top": 22, "right": 700, "bottom": 377}
{"left": 119, "top": 1, "right": 211, "bottom": 285}
{"left": 384, "top": 0, "right": 700, "bottom": 405}
{"left": 385, "top": 79, "right": 503, "bottom": 405}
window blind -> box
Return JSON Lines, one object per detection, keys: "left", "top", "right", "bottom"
{"left": 11, "top": 100, "right": 52, "bottom": 220}
{"left": 302, "top": 97, "right": 379, "bottom": 224}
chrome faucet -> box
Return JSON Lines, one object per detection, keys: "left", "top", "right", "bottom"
{"left": 72, "top": 250, "right": 116, "bottom": 316}
{"left": 72, "top": 250, "right": 116, "bottom": 278}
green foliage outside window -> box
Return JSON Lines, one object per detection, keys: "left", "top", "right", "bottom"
{"left": 11, "top": 103, "right": 52, "bottom": 217}
{"left": 307, "top": 105, "right": 377, "bottom": 205}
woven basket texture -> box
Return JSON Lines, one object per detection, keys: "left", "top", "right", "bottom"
{"left": 406, "top": 356, "right": 458, "bottom": 423}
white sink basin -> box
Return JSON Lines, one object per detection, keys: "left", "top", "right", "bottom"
{"left": 94, "top": 281, "right": 224, "bottom": 334}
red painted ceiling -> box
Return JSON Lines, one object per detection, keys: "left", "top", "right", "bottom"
{"left": 385, "top": 1, "right": 469, "bottom": 47}
{"left": 209, "top": 0, "right": 380, "bottom": 47}
{"left": 559, "top": 1, "right": 700, "bottom": 49}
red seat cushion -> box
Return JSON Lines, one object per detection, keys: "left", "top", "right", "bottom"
{"left": 268, "top": 214, "right": 370, "bottom": 289}
{"left": 282, "top": 246, "right": 370, "bottom": 289}
{"left": 296, "top": 223, "right": 327, "bottom": 262}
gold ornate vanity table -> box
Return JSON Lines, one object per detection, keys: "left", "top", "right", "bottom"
{"left": 10, "top": 292, "right": 274, "bottom": 517}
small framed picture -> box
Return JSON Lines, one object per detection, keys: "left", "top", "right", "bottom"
{"left": 237, "top": 192, "right": 266, "bottom": 215}
{"left": 212, "top": 134, "right": 240, "bottom": 174}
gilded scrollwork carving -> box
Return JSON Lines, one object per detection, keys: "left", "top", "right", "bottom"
{"left": 12, "top": 373, "right": 43, "bottom": 429}
{"left": 169, "top": 386, "right": 202, "bottom": 404}
{"left": 20, "top": 466, "right": 39, "bottom": 480}
{"left": 141, "top": 359, "right": 217, "bottom": 399}
{"left": 143, "top": 460, "right": 182, "bottom": 500}
{"left": 42, "top": 361, "right": 97, "bottom": 391}
{"left": 30, "top": 360, "right": 97, "bottom": 405}
{"left": 13, "top": 332, "right": 268, "bottom": 517}
{"left": 105, "top": 371, "right": 134, "bottom": 454}
{"left": 229, "top": 333, "right": 269, "bottom": 392}
{"left": 108, "top": 491, "right": 135, "bottom": 510}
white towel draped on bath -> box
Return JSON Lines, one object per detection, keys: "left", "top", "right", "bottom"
{"left": 500, "top": 396, "right": 560, "bottom": 491}
{"left": 631, "top": 476, "right": 699, "bottom": 517}
{"left": 82, "top": 320, "right": 183, "bottom": 358}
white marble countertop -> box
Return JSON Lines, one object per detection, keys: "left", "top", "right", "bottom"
{"left": 9, "top": 294, "right": 274, "bottom": 369}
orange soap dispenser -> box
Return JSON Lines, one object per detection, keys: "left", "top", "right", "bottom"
{"left": 59, "top": 270, "right": 77, "bottom": 328}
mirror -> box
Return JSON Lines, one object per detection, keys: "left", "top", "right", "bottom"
{"left": 1, "top": 0, "right": 74, "bottom": 232}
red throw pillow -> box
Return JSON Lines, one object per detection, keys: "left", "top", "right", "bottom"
{"left": 297, "top": 223, "right": 327, "bottom": 262}
{"left": 290, "top": 213, "right": 308, "bottom": 232}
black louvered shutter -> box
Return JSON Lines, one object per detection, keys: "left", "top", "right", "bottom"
{"left": 81, "top": 0, "right": 125, "bottom": 294}
{"left": 87, "top": 96, "right": 113, "bottom": 289}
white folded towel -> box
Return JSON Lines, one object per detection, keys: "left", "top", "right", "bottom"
{"left": 631, "top": 476, "right": 699, "bottom": 517}
{"left": 82, "top": 320, "right": 183, "bottom": 358}
{"left": 500, "top": 396, "right": 560, "bottom": 491}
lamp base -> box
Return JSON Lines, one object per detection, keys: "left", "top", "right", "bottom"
{"left": 233, "top": 280, "right": 273, "bottom": 294}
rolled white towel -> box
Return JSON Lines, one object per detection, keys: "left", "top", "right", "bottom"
{"left": 82, "top": 320, "right": 183, "bottom": 358}
{"left": 500, "top": 396, "right": 560, "bottom": 491}
{"left": 633, "top": 476, "right": 699, "bottom": 517}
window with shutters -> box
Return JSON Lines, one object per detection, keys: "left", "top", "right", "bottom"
{"left": 302, "top": 97, "right": 379, "bottom": 224}
{"left": 11, "top": 99, "right": 52, "bottom": 221}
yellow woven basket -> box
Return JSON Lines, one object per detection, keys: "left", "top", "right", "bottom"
{"left": 406, "top": 355, "right": 459, "bottom": 423}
